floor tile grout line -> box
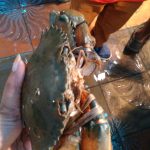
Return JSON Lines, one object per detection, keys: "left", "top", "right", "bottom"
{"left": 88, "top": 71, "right": 146, "bottom": 88}
{"left": 0, "top": 51, "right": 32, "bottom": 61}
{"left": 85, "top": 69, "right": 148, "bottom": 89}
{"left": 99, "top": 69, "right": 148, "bottom": 86}
{"left": 86, "top": 83, "right": 111, "bottom": 113}
{"left": 99, "top": 84, "right": 112, "bottom": 114}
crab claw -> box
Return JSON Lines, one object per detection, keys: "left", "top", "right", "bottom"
{"left": 75, "top": 19, "right": 96, "bottom": 50}
{"left": 81, "top": 100, "right": 112, "bottom": 150}
{"left": 77, "top": 50, "right": 96, "bottom": 76}
{"left": 80, "top": 121, "right": 112, "bottom": 150}
{"left": 75, "top": 49, "right": 101, "bottom": 76}
{"left": 76, "top": 50, "right": 86, "bottom": 69}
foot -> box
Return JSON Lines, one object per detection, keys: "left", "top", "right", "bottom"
{"left": 123, "top": 33, "right": 149, "bottom": 55}
{"left": 124, "top": 21, "right": 150, "bottom": 55}
{"left": 94, "top": 44, "right": 111, "bottom": 60}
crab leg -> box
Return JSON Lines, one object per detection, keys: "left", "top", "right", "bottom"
{"left": 80, "top": 99, "right": 112, "bottom": 150}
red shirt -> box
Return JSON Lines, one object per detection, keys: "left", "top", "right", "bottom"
{"left": 90, "top": 0, "right": 144, "bottom": 4}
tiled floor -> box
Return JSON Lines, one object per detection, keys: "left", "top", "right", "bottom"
{"left": 0, "top": 0, "right": 70, "bottom": 57}
{"left": 86, "top": 26, "right": 150, "bottom": 149}
{"left": 0, "top": 1, "right": 150, "bottom": 150}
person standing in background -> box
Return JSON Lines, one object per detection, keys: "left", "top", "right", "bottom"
{"left": 71, "top": 0, "right": 144, "bottom": 60}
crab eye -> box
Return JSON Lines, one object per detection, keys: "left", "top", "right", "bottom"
{"left": 60, "top": 102, "right": 67, "bottom": 114}
{"left": 59, "top": 14, "right": 69, "bottom": 23}
{"left": 62, "top": 46, "right": 69, "bottom": 56}
{"left": 50, "top": 11, "right": 60, "bottom": 25}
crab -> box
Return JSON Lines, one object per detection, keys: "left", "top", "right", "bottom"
{"left": 21, "top": 9, "right": 111, "bottom": 150}
{"left": 50, "top": 9, "right": 100, "bottom": 76}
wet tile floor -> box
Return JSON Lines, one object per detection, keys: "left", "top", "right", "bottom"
{"left": 0, "top": 1, "right": 150, "bottom": 150}
{"left": 87, "top": 27, "right": 150, "bottom": 149}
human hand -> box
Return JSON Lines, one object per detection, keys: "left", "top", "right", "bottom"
{"left": 0, "top": 55, "right": 32, "bottom": 150}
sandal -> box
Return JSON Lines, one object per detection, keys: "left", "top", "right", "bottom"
{"left": 94, "top": 44, "right": 111, "bottom": 60}
{"left": 123, "top": 27, "right": 150, "bottom": 55}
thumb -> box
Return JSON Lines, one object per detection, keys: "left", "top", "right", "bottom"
{"left": 0, "top": 54, "right": 25, "bottom": 150}
{"left": 0, "top": 54, "right": 25, "bottom": 117}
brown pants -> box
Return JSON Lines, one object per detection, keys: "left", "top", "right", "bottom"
{"left": 71, "top": 0, "right": 142, "bottom": 47}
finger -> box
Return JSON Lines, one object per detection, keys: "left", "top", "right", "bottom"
{"left": 21, "top": 128, "right": 32, "bottom": 150}
{"left": 0, "top": 54, "right": 25, "bottom": 117}
{"left": 0, "top": 54, "right": 25, "bottom": 150}
{"left": 24, "top": 138, "right": 32, "bottom": 150}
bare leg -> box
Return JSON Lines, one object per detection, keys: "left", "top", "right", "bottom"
{"left": 93, "top": 2, "right": 143, "bottom": 47}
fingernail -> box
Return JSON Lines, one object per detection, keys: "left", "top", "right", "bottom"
{"left": 12, "top": 54, "right": 21, "bottom": 72}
